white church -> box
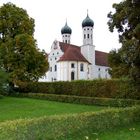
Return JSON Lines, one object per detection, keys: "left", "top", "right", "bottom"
{"left": 42, "top": 13, "right": 110, "bottom": 82}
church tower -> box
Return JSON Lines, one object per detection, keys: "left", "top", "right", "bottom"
{"left": 61, "top": 21, "right": 72, "bottom": 44}
{"left": 82, "top": 12, "right": 94, "bottom": 45}
{"left": 81, "top": 12, "right": 95, "bottom": 79}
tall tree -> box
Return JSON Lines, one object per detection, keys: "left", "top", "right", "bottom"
{"left": 0, "top": 3, "right": 48, "bottom": 86}
{"left": 107, "top": 0, "right": 140, "bottom": 82}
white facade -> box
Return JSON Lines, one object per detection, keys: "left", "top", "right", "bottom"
{"left": 40, "top": 14, "right": 111, "bottom": 82}
{"left": 57, "top": 61, "right": 89, "bottom": 81}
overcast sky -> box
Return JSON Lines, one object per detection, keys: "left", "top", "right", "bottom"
{"left": 0, "top": 0, "right": 122, "bottom": 53}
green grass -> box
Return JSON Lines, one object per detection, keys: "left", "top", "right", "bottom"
{"left": 0, "top": 97, "right": 106, "bottom": 122}
{"left": 60, "top": 122, "right": 140, "bottom": 140}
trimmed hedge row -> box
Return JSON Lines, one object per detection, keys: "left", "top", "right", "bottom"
{"left": 18, "top": 79, "right": 140, "bottom": 99}
{"left": 23, "top": 93, "right": 140, "bottom": 107}
{"left": 0, "top": 106, "right": 140, "bottom": 140}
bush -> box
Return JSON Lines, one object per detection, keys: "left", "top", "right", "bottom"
{"left": 23, "top": 93, "right": 140, "bottom": 107}
{"left": 0, "top": 94, "right": 3, "bottom": 99}
{"left": 0, "top": 106, "right": 140, "bottom": 140}
{"left": 19, "top": 79, "right": 140, "bottom": 99}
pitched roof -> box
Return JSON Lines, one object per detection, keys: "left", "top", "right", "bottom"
{"left": 95, "top": 51, "right": 109, "bottom": 66}
{"left": 58, "top": 42, "right": 90, "bottom": 63}
{"left": 58, "top": 42, "right": 109, "bottom": 66}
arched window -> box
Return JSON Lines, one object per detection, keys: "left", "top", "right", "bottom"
{"left": 71, "top": 71, "right": 75, "bottom": 80}
{"left": 65, "top": 40, "right": 67, "bottom": 43}
{"left": 54, "top": 65, "right": 57, "bottom": 71}
{"left": 87, "top": 34, "right": 89, "bottom": 38}
{"left": 84, "top": 34, "right": 86, "bottom": 39}
{"left": 80, "top": 63, "right": 84, "bottom": 71}
{"left": 71, "top": 63, "right": 75, "bottom": 68}
{"left": 50, "top": 67, "right": 52, "bottom": 72}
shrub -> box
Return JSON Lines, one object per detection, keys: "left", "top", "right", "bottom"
{"left": 0, "top": 94, "right": 3, "bottom": 99}
{"left": 23, "top": 93, "right": 140, "bottom": 107}
{"left": 19, "top": 79, "right": 140, "bottom": 99}
{"left": 0, "top": 106, "right": 140, "bottom": 140}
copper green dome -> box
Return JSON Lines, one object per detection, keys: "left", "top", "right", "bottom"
{"left": 82, "top": 14, "right": 94, "bottom": 28}
{"left": 61, "top": 22, "right": 72, "bottom": 34}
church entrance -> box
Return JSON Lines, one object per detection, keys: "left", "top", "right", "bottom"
{"left": 71, "top": 71, "right": 75, "bottom": 80}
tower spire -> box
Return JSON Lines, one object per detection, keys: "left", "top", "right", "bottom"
{"left": 65, "top": 18, "right": 67, "bottom": 25}
{"left": 87, "top": 9, "right": 89, "bottom": 17}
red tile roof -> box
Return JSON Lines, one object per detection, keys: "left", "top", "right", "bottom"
{"left": 58, "top": 42, "right": 90, "bottom": 63}
{"left": 95, "top": 51, "right": 109, "bottom": 66}
{"left": 58, "top": 42, "right": 109, "bottom": 66}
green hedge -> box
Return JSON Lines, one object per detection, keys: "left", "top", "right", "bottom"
{"left": 18, "top": 79, "right": 140, "bottom": 99}
{"left": 0, "top": 94, "right": 3, "bottom": 99}
{"left": 0, "top": 106, "right": 140, "bottom": 140}
{"left": 23, "top": 93, "right": 140, "bottom": 107}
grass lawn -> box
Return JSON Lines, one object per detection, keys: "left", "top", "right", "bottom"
{"left": 0, "top": 96, "right": 106, "bottom": 122}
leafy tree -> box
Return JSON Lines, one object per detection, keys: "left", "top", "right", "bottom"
{"left": 0, "top": 3, "right": 49, "bottom": 87}
{"left": 0, "top": 69, "right": 9, "bottom": 95}
{"left": 107, "top": 0, "right": 140, "bottom": 82}
{"left": 108, "top": 49, "right": 129, "bottom": 78}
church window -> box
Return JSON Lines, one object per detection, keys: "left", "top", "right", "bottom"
{"left": 57, "top": 52, "right": 59, "bottom": 54}
{"left": 65, "top": 40, "right": 67, "bottom": 43}
{"left": 54, "top": 65, "right": 57, "bottom": 71}
{"left": 65, "top": 35, "right": 67, "bottom": 37}
{"left": 55, "top": 57, "right": 57, "bottom": 60}
{"left": 80, "top": 63, "right": 84, "bottom": 71}
{"left": 71, "top": 63, "right": 75, "bottom": 68}
{"left": 53, "top": 53, "right": 54, "bottom": 55}
{"left": 87, "top": 34, "right": 89, "bottom": 38}
{"left": 84, "top": 34, "right": 86, "bottom": 39}
{"left": 87, "top": 28, "right": 89, "bottom": 30}
{"left": 98, "top": 68, "right": 100, "bottom": 71}
{"left": 91, "top": 34, "right": 92, "bottom": 38}
{"left": 98, "top": 73, "right": 101, "bottom": 79}
{"left": 105, "top": 74, "right": 107, "bottom": 79}
{"left": 50, "top": 67, "right": 52, "bottom": 72}
{"left": 88, "top": 67, "right": 89, "bottom": 74}
{"left": 71, "top": 71, "right": 75, "bottom": 80}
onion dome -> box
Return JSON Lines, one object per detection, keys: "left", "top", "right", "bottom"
{"left": 82, "top": 13, "right": 94, "bottom": 28}
{"left": 61, "top": 22, "right": 72, "bottom": 34}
